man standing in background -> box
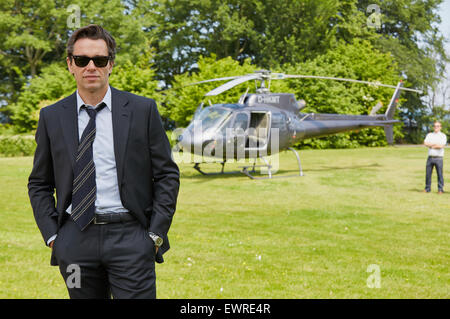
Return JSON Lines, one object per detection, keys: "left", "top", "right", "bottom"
{"left": 423, "top": 121, "right": 447, "bottom": 194}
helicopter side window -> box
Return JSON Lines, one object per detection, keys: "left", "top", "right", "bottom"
{"left": 233, "top": 113, "right": 249, "bottom": 133}
{"left": 271, "top": 112, "right": 287, "bottom": 130}
{"left": 188, "top": 107, "right": 232, "bottom": 133}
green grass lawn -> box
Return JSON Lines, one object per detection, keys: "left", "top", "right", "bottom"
{"left": 0, "top": 146, "right": 449, "bottom": 298}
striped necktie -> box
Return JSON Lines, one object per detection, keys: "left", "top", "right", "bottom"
{"left": 71, "top": 102, "right": 106, "bottom": 230}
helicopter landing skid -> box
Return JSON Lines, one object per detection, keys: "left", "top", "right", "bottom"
{"left": 193, "top": 162, "right": 242, "bottom": 176}
{"left": 193, "top": 148, "right": 304, "bottom": 179}
{"left": 239, "top": 148, "right": 304, "bottom": 179}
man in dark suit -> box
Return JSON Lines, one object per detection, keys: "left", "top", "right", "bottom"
{"left": 28, "top": 24, "right": 180, "bottom": 299}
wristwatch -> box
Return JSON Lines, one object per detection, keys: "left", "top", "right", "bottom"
{"left": 148, "top": 232, "right": 163, "bottom": 248}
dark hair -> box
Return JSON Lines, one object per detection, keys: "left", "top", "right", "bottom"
{"left": 67, "top": 24, "right": 116, "bottom": 61}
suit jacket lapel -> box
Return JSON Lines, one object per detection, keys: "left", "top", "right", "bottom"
{"left": 60, "top": 92, "right": 79, "bottom": 171}
{"left": 58, "top": 87, "right": 131, "bottom": 185}
{"left": 111, "top": 87, "right": 131, "bottom": 187}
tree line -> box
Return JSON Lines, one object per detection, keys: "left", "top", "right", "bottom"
{"left": 0, "top": 0, "right": 448, "bottom": 147}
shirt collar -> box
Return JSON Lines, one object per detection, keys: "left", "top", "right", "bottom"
{"left": 76, "top": 86, "right": 112, "bottom": 114}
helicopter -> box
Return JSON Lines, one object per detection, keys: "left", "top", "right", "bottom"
{"left": 175, "top": 70, "right": 422, "bottom": 179}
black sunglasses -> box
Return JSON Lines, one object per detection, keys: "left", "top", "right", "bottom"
{"left": 71, "top": 55, "right": 111, "bottom": 68}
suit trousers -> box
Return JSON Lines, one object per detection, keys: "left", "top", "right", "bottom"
{"left": 52, "top": 216, "right": 156, "bottom": 299}
{"left": 425, "top": 156, "right": 444, "bottom": 192}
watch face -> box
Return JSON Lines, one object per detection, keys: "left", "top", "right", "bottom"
{"left": 149, "top": 232, "right": 163, "bottom": 247}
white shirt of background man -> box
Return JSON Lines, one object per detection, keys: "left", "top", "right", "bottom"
{"left": 424, "top": 132, "right": 447, "bottom": 157}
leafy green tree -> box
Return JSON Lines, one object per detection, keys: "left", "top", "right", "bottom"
{"left": 0, "top": 1, "right": 67, "bottom": 77}
{"left": 109, "top": 49, "right": 161, "bottom": 101}
{"left": 147, "top": 0, "right": 373, "bottom": 83}
{"left": 0, "top": 0, "right": 151, "bottom": 109}
{"left": 0, "top": 0, "right": 69, "bottom": 107}
{"left": 356, "top": 0, "right": 448, "bottom": 142}
{"left": 9, "top": 62, "right": 75, "bottom": 132}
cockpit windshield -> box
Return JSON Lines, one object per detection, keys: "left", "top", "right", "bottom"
{"left": 188, "top": 107, "right": 231, "bottom": 132}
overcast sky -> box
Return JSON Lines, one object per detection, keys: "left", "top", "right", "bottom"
{"left": 439, "top": 0, "right": 450, "bottom": 53}
{"left": 422, "top": 0, "right": 450, "bottom": 108}
{"left": 437, "top": 0, "right": 450, "bottom": 107}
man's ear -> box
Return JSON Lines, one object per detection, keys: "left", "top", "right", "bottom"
{"left": 66, "top": 56, "right": 74, "bottom": 75}
{"left": 108, "top": 60, "right": 114, "bottom": 77}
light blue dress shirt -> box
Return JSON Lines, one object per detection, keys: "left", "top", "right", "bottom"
{"left": 47, "top": 86, "right": 128, "bottom": 245}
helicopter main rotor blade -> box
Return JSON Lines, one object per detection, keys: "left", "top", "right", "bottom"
{"left": 281, "top": 75, "right": 423, "bottom": 94}
{"left": 204, "top": 74, "right": 262, "bottom": 96}
{"left": 158, "top": 76, "right": 244, "bottom": 94}
{"left": 190, "top": 76, "right": 244, "bottom": 86}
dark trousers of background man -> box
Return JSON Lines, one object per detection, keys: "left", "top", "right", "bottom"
{"left": 52, "top": 216, "right": 156, "bottom": 299}
{"left": 425, "top": 156, "right": 444, "bottom": 192}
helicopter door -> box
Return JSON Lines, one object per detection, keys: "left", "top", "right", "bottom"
{"left": 246, "top": 112, "right": 270, "bottom": 149}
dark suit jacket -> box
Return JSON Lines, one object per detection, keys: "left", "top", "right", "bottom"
{"left": 28, "top": 86, "right": 180, "bottom": 265}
